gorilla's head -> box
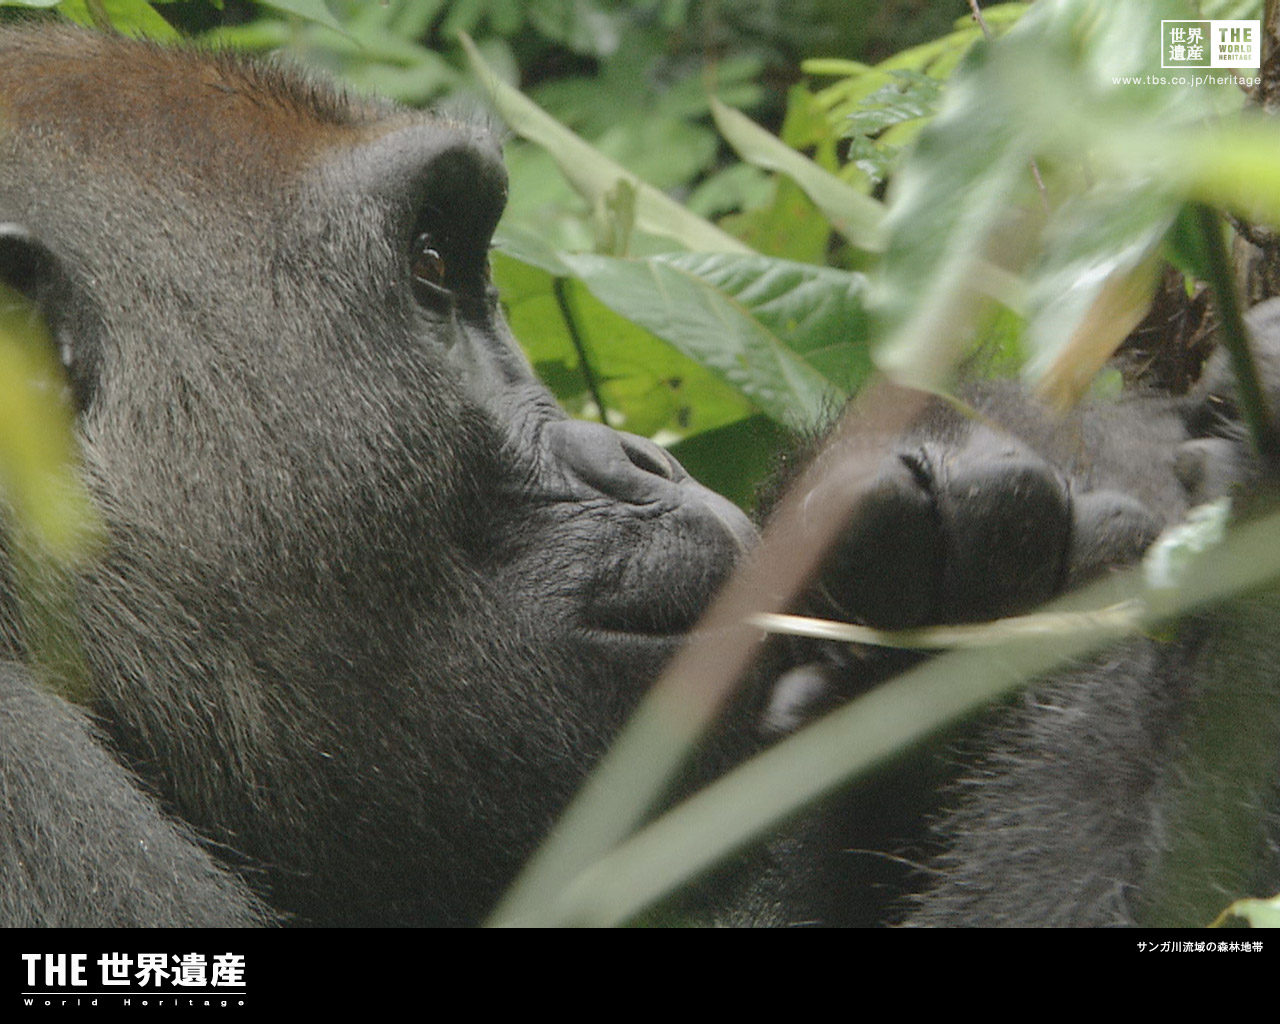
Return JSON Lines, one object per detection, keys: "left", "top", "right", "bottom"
{"left": 0, "top": 28, "right": 751, "bottom": 925}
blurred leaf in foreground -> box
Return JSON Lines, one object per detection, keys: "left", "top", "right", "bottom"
{"left": 0, "top": 281, "right": 99, "bottom": 563}
{"left": 0, "top": 281, "right": 102, "bottom": 703}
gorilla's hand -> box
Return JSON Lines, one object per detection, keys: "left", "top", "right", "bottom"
{"left": 807, "top": 411, "right": 1162, "bottom": 632}
{"left": 760, "top": 381, "right": 1195, "bottom": 738}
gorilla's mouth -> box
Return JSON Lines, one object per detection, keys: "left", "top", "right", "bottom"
{"left": 579, "top": 490, "right": 753, "bottom": 641}
{"left": 585, "top": 595, "right": 710, "bottom": 638}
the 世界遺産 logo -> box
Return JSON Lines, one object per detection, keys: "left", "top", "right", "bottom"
{"left": 1162, "top": 20, "right": 1260, "bottom": 68}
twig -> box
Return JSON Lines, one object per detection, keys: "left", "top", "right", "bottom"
{"left": 1190, "top": 202, "right": 1280, "bottom": 472}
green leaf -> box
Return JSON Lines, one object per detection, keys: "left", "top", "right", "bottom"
{"left": 710, "top": 98, "right": 886, "bottom": 252}
{"left": 872, "top": 0, "right": 1218, "bottom": 395}
{"left": 56, "top": 0, "right": 179, "bottom": 39}
{"left": 652, "top": 252, "right": 874, "bottom": 393}
{"left": 592, "top": 117, "right": 718, "bottom": 193}
{"left": 461, "top": 35, "right": 749, "bottom": 255}
{"left": 1137, "top": 118, "right": 1280, "bottom": 228}
{"left": 0, "top": 284, "right": 100, "bottom": 563}
{"left": 1024, "top": 184, "right": 1176, "bottom": 407}
{"left": 668, "top": 415, "right": 789, "bottom": 511}
{"left": 685, "top": 163, "right": 774, "bottom": 221}
{"left": 871, "top": 40, "right": 1031, "bottom": 391}
{"left": 259, "top": 0, "right": 350, "bottom": 37}
{"left": 1215, "top": 894, "right": 1280, "bottom": 928}
{"left": 555, "top": 250, "right": 870, "bottom": 428}
{"left": 494, "top": 238, "right": 755, "bottom": 439}
{"left": 716, "top": 177, "right": 833, "bottom": 266}
{"left": 843, "top": 71, "right": 942, "bottom": 138}
{"left": 496, "top": 230, "right": 871, "bottom": 430}
{"left": 525, "top": 0, "right": 622, "bottom": 56}
{"left": 201, "top": 19, "right": 292, "bottom": 50}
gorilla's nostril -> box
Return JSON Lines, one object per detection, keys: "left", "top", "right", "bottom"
{"left": 620, "top": 435, "right": 677, "bottom": 481}
{"left": 546, "top": 420, "right": 689, "bottom": 504}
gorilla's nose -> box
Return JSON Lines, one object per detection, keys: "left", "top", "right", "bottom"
{"left": 548, "top": 419, "right": 683, "bottom": 502}
{"left": 545, "top": 419, "right": 756, "bottom": 548}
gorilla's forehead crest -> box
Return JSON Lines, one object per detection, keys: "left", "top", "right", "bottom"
{"left": 0, "top": 26, "right": 457, "bottom": 181}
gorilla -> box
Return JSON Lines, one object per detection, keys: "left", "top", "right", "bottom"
{"left": 760, "top": 339, "right": 1280, "bottom": 927}
{"left": 1, "top": 25, "right": 1277, "bottom": 928}
{"left": 0, "top": 25, "right": 755, "bottom": 927}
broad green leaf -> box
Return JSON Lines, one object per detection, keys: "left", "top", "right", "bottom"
{"left": 871, "top": 37, "right": 1032, "bottom": 391}
{"left": 201, "top": 18, "right": 292, "bottom": 50}
{"left": 710, "top": 98, "right": 885, "bottom": 252}
{"left": 1033, "top": 254, "right": 1162, "bottom": 409}
{"left": 524, "top": 0, "right": 622, "bottom": 56}
{"left": 646, "top": 252, "right": 874, "bottom": 393}
{"left": 497, "top": 230, "right": 870, "bottom": 429}
{"left": 668, "top": 415, "right": 789, "bottom": 512}
{"left": 386, "top": 0, "right": 446, "bottom": 38}
{"left": 843, "top": 71, "right": 942, "bottom": 139}
{"left": 494, "top": 238, "right": 754, "bottom": 439}
{"left": 1133, "top": 118, "right": 1280, "bottom": 229}
{"left": 533, "top": 53, "right": 763, "bottom": 137}
{"left": 873, "top": 0, "right": 1219, "bottom": 394}
{"left": 556, "top": 250, "right": 870, "bottom": 428}
{"left": 462, "top": 35, "right": 749, "bottom": 255}
{"left": 716, "top": 177, "right": 832, "bottom": 265}
{"left": 685, "top": 163, "right": 774, "bottom": 221}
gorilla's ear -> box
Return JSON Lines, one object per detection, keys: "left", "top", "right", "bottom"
{"left": 0, "top": 223, "right": 98, "bottom": 412}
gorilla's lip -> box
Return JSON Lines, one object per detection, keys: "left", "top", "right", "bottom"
{"left": 584, "top": 597, "right": 709, "bottom": 638}
{"left": 580, "top": 529, "right": 728, "bottom": 638}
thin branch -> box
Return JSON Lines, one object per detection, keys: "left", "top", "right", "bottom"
{"left": 1191, "top": 202, "right": 1280, "bottom": 473}
{"left": 967, "top": 0, "right": 994, "bottom": 40}
{"left": 553, "top": 277, "right": 608, "bottom": 426}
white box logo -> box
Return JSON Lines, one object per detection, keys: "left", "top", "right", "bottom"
{"left": 1162, "top": 20, "right": 1260, "bottom": 68}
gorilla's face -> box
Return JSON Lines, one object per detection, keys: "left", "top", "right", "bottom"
{"left": 0, "top": 29, "right": 750, "bottom": 924}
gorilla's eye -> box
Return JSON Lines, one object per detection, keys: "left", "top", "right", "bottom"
{"left": 411, "top": 232, "right": 447, "bottom": 289}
